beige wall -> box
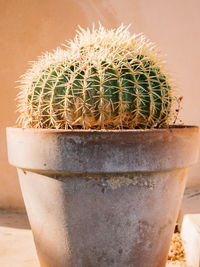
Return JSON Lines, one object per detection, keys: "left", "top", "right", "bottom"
{"left": 1, "top": 0, "right": 200, "bottom": 210}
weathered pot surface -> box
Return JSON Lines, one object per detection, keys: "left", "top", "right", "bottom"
{"left": 6, "top": 126, "right": 199, "bottom": 267}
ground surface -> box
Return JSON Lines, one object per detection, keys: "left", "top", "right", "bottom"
{"left": 0, "top": 210, "right": 39, "bottom": 267}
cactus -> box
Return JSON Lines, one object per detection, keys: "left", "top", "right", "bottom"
{"left": 17, "top": 25, "right": 175, "bottom": 129}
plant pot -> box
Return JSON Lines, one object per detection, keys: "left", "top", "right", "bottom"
{"left": 6, "top": 126, "right": 199, "bottom": 267}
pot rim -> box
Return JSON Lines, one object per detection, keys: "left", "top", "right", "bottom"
{"left": 6, "top": 125, "right": 199, "bottom": 134}
{"left": 6, "top": 125, "right": 199, "bottom": 173}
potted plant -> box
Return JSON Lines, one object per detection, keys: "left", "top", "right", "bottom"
{"left": 7, "top": 25, "right": 199, "bottom": 267}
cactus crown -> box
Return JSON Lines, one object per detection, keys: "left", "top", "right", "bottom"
{"left": 17, "top": 25, "right": 176, "bottom": 129}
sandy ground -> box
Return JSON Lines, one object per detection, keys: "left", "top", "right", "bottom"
{"left": 0, "top": 210, "right": 39, "bottom": 267}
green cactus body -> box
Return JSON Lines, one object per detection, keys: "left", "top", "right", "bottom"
{"left": 18, "top": 25, "right": 174, "bottom": 129}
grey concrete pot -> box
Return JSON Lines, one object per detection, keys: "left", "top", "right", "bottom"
{"left": 6, "top": 126, "right": 199, "bottom": 267}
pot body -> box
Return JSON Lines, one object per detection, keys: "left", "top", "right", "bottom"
{"left": 7, "top": 127, "right": 199, "bottom": 267}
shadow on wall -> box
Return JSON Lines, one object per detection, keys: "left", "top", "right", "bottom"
{"left": 0, "top": 209, "right": 30, "bottom": 230}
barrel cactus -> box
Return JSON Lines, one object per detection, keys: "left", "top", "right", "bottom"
{"left": 17, "top": 25, "right": 176, "bottom": 129}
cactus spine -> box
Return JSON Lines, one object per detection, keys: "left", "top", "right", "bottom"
{"left": 17, "top": 25, "right": 175, "bottom": 129}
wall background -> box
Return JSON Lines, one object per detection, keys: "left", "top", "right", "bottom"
{"left": 0, "top": 0, "right": 200, "bottom": 210}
